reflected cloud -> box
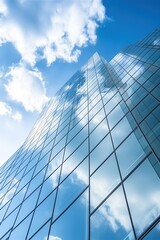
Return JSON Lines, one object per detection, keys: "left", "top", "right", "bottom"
{"left": 46, "top": 235, "right": 62, "bottom": 240}
{"left": 0, "top": 178, "right": 18, "bottom": 206}
{"left": 62, "top": 159, "right": 88, "bottom": 186}
{"left": 126, "top": 182, "right": 160, "bottom": 236}
{"left": 48, "top": 150, "right": 160, "bottom": 239}
{"left": 153, "top": 38, "right": 160, "bottom": 46}
{"left": 111, "top": 53, "right": 144, "bottom": 85}
{"left": 49, "top": 153, "right": 133, "bottom": 236}
{"left": 91, "top": 188, "right": 133, "bottom": 233}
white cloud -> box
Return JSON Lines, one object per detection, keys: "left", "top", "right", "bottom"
{"left": 0, "top": 0, "right": 8, "bottom": 17}
{"left": 0, "top": 101, "right": 22, "bottom": 120}
{"left": 46, "top": 236, "right": 62, "bottom": 240}
{"left": 0, "top": 101, "right": 12, "bottom": 116}
{"left": 12, "top": 111, "right": 22, "bottom": 121}
{"left": 5, "top": 65, "right": 49, "bottom": 112}
{"left": 0, "top": 0, "right": 105, "bottom": 66}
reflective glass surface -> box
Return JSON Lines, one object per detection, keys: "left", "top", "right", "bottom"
{"left": 0, "top": 30, "right": 160, "bottom": 240}
{"left": 124, "top": 159, "right": 160, "bottom": 237}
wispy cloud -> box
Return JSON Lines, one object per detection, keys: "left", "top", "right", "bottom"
{"left": 0, "top": 101, "right": 11, "bottom": 116}
{"left": 0, "top": 101, "right": 22, "bottom": 120}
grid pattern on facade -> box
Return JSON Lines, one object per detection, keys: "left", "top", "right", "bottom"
{"left": 0, "top": 29, "right": 160, "bottom": 240}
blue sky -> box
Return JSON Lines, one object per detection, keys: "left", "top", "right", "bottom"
{"left": 0, "top": 0, "right": 159, "bottom": 166}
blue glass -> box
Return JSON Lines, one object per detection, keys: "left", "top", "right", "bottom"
{"left": 54, "top": 159, "right": 88, "bottom": 219}
{"left": 90, "top": 154, "right": 120, "bottom": 211}
{"left": 116, "top": 130, "right": 147, "bottom": 177}
{"left": 27, "top": 191, "right": 55, "bottom": 239}
{"left": 90, "top": 134, "right": 113, "bottom": 173}
{"left": 90, "top": 186, "right": 135, "bottom": 240}
{"left": 143, "top": 223, "right": 160, "bottom": 240}
{"left": 124, "top": 159, "right": 160, "bottom": 237}
{"left": 9, "top": 213, "right": 33, "bottom": 240}
{"left": 50, "top": 190, "right": 88, "bottom": 240}
{"left": 111, "top": 115, "right": 133, "bottom": 148}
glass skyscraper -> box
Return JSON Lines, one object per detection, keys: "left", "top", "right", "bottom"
{"left": 0, "top": 29, "right": 160, "bottom": 240}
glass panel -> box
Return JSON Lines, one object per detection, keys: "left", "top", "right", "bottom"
{"left": 89, "top": 108, "right": 106, "bottom": 132}
{"left": 9, "top": 213, "right": 33, "bottom": 240}
{"left": 90, "top": 186, "right": 135, "bottom": 240}
{"left": 67, "top": 122, "right": 82, "bottom": 142}
{"left": 143, "top": 222, "right": 160, "bottom": 240}
{"left": 116, "top": 130, "right": 147, "bottom": 177}
{"left": 16, "top": 167, "right": 34, "bottom": 193}
{"left": 90, "top": 154, "right": 120, "bottom": 211}
{"left": 90, "top": 119, "right": 109, "bottom": 151}
{"left": 54, "top": 159, "right": 88, "bottom": 219}
{"left": 0, "top": 181, "right": 18, "bottom": 207}
{"left": 38, "top": 169, "right": 60, "bottom": 204}
{"left": 50, "top": 190, "right": 88, "bottom": 240}
{"left": 55, "top": 125, "right": 68, "bottom": 144}
{"left": 1, "top": 231, "right": 10, "bottom": 240}
{"left": 5, "top": 185, "right": 27, "bottom": 217}
{"left": 64, "top": 126, "right": 88, "bottom": 159}
{"left": 108, "top": 102, "right": 125, "bottom": 129}
{"left": 30, "top": 222, "right": 50, "bottom": 240}
{"left": 90, "top": 134, "right": 113, "bottom": 173}
{"left": 0, "top": 207, "right": 20, "bottom": 239}
{"left": 104, "top": 92, "right": 121, "bottom": 114}
{"left": 27, "top": 191, "right": 55, "bottom": 239}
{"left": 25, "top": 153, "right": 41, "bottom": 175}
{"left": 75, "top": 105, "right": 88, "bottom": 126}
{"left": 15, "top": 187, "right": 40, "bottom": 226}
{"left": 61, "top": 139, "right": 88, "bottom": 182}
{"left": 124, "top": 159, "right": 160, "bottom": 237}
{"left": 34, "top": 151, "right": 50, "bottom": 176}
{"left": 0, "top": 201, "right": 10, "bottom": 222}
{"left": 46, "top": 149, "right": 64, "bottom": 178}
{"left": 50, "top": 137, "right": 66, "bottom": 159}
{"left": 111, "top": 115, "right": 133, "bottom": 148}
{"left": 25, "top": 168, "right": 46, "bottom": 198}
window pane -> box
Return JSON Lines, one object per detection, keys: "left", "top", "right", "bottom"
{"left": 38, "top": 168, "right": 60, "bottom": 204}
{"left": 90, "top": 134, "right": 113, "bottom": 173}
{"left": 30, "top": 222, "right": 50, "bottom": 240}
{"left": 116, "top": 130, "right": 148, "bottom": 177}
{"left": 124, "top": 158, "right": 160, "bottom": 237}
{"left": 90, "top": 186, "right": 135, "bottom": 240}
{"left": 54, "top": 159, "right": 88, "bottom": 219}
{"left": 49, "top": 190, "right": 88, "bottom": 240}
{"left": 9, "top": 213, "right": 33, "bottom": 240}
{"left": 108, "top": 102, "right": 125, "bottom": 129}
{"left": 111, "top": 114, "right": 133, "bottom": 148}
{"left": 0, "top": 207, "right": 20, "bottom": 239}
{"left": 90, "top": 119, "right": 109, "bottom": 151}
{"left": 27, "top": 192, "right": 55, "bottom": 239}
{"left": 15, "top": 187, "right": 40, "bottom": 226}
{"left": 143, "top": 223, "right": 160, "bottom": 240}
{"left": 61, "top": 139, "right": 88, "bottom": 182}
{"left": 90, "top": 154, "right": 120, "bottom": 211}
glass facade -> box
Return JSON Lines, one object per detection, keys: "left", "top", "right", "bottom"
{"left": 0, "top": 29, "right": 160, "bottom": 240}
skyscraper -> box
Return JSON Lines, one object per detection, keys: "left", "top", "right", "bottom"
{"left": 0, "top": 29, "right": 160, "bottom": 240}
